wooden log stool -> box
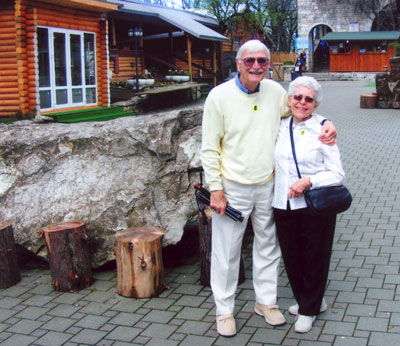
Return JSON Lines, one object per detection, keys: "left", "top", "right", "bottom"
{"left": 360, "top": 94, "right": 377, "bottom": 108}
{"left": 198, "top": 209, "right": 246, "bottom": 287}
{"left": 0, "top": 222, "right": 21, "bottom": 289}
{"left": 115, "top": 227, "right": 166, "bottom": 298}
{"left": 38, "top": 221, "right": 93, "bottom": 292}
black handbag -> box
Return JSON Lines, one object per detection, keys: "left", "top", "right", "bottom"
{"left": 289, "top": 117, "right": 352, "bottom": 215}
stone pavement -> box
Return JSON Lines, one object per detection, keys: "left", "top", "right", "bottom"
{"left": 1, "top": 80, "right": 400, "bottom": 346}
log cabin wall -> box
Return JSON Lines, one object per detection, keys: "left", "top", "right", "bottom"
{"left": 329, "top": 44, "right": 395, "bottom": 72}
{"left": 0, "top": 4, "right": 19, "bottom": 117}
{"left": 0, "top": 0, "right": 111, "bottom": 118}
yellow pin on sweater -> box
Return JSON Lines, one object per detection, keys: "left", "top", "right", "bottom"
{"left": 253, "top": 104, "right": 258, "bottom": 111}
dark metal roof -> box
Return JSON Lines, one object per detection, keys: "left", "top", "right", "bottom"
{"left": 321, "top": 31, "right": 400, "bottom": 41}
{"left": 108, "top": 0, "right": 229, "bottom": 42}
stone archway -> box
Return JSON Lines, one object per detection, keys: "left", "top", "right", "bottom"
{"left": 307, "top": 24, "right": 332, "bottom": 72}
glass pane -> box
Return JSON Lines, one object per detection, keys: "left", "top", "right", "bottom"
{"left": 72, "top": 88, "right": 83, "bottom": 103}
{"left": 39, "top": 90, "right": 51, "bottom": 109}
{"left": 54, "top": 33, "right": 67, "bottom": 86}
{"left": 38, "top": 28, "right": 50, "bottom": 87}
{"left": 70, "top": 34, "right": 82, "bottom": 86}
{"left": 56, "top": 89, "right": 68, "bottom": 105}
{"left": 84, "top": 33, "right": 96, "bottom": 85}
{"left": 85, "top": 88, "right": 96, "bottom": 103}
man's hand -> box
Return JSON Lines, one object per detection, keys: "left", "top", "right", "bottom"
{"left": 319, "top": 120, "right": 336, "bottom": 145}
{"left": 289, "top": 178, "right": 311, "bottom": 199}
{"left": 210, "top": 190, "right": 227, "bottom": 216}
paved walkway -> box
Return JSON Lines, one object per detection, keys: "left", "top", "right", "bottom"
{"left": 1, "top": 81, "right": 400, "bottom": 346}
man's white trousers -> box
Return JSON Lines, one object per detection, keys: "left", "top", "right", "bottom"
{"left": 210, "top": 178, "right": 281, "bottom": 315}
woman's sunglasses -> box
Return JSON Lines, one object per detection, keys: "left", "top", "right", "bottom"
{"left": 241, "top": 57, "right": 269, "bottom": 68}
{"left": 293, "top": 94, "right": 314, "bottom": 103}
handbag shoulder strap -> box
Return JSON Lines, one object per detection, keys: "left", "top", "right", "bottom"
{"left": 289, "top": 116, "right": 302, "bottom": 179}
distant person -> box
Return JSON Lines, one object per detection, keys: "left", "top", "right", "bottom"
{"left": 272, "top": 76, "right": 345, "bottom": 334}
{"left": 300, "top": 49, "right": 307, "bottom": 71}
{"left": 294, "top": 56, "right": 303, "bottom": 77}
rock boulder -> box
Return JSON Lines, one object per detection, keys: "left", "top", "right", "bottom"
{"left": 0, "top": 104, "right": 203, "bottom": 267}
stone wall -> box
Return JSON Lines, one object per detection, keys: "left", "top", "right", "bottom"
{"left": 0, "top": 105, "right": 203, "bottom": 267}
{"left": 297, "top": 0, "right": 385, "bottom": 37}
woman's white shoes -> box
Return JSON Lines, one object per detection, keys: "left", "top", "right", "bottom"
{"left": 288, "top": 298, "right": 328, "bottom": 315}
{"left": 295, "top": 314, "right": 316, "bottom": 333}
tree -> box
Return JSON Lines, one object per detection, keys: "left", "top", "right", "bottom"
{"left": 249, "top": 0, "right": 297, "bottom": 52}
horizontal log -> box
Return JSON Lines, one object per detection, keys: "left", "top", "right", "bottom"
{"left": 0, "top": 82, "right": 18, "bottom": 89}
{"left": 0, "top": 112, "right": 16, "bottom": 117}
{"left": 0, "top": 52, "right": 17, "bottom": 59}
{"left": 0, "top": 15, "right": 14, "bottom": 22}
{"left": 0, "top": 100, "right": 20, "bottom": 106}
{"left": 0, "top": 70, "right": 17, "bottom": 77}
{"left": 0, "top": 88, "right": 19, "bottom": 94}
{"left": 0, "top": 106, "right": 20, "bottom": 111}
{"left": 0, "top": 76, "right": 18, "bottom": 82}
{"left": 0, "top": 46, "right": 16, "bottom": 53}
{"left": 0, "top": 94, "right": 19, "bottom": 100}
{"left": 1, "top": 33, "right": 17, "bottom": 40}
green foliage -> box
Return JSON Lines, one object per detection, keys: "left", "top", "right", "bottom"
{"left": 167, "top": 69, "right": 191, "bottom": 76}
{"left": 181, "top": 0, "right": 298, "bottom": 52}
{"left": 389, "top": 42, "right": 400, "bottom": 57}
{"left": 133, "top": 72, "right": 153, "bottom": 79}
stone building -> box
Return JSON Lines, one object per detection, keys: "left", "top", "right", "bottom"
{"left": 297, "top": 0, "right": 391, "bottom": 71}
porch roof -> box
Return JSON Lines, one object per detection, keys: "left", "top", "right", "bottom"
{"left": 321, "top": 31, "right": 400, "bottom": 42}
{"left": 109, "top": 0, "right": 229, "bottom": 42}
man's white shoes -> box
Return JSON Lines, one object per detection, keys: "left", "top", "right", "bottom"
{"left": 295, "top": 314, "right": 316, "bottom": 333}
{"left": 288, "top": 298, "right": 328, "bottom": 316}
{"left": 216, "top": 314, "right": 236, "bottom": 337}
{"left": 254, "top": 303, "right": 286, "bottom": 326}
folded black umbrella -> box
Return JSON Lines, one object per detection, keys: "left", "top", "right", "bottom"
{"left": 194, "top": 183, "right": 244, "bottom": 222}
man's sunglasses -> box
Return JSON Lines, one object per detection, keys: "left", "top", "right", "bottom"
{"left": 293, "top": 94, "right": 315, "bottom": 103}
{"left": 240, "top": 57, "right": 269, "bottom": 67}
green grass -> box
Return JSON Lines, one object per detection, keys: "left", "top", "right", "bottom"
{"left": 363, "top": 82, "right": 376, "bottom": 88}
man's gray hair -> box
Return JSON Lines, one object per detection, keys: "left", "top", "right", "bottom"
{"left": 288, "top": 76, "right": 323, "bottom": 105}
{"left": 236, "top": 40, "right": 270, "bottom": 60}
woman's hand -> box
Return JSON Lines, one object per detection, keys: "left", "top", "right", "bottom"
{"left": 289, "top": 178, "right": 312, "bottom": 199}
{"left": 210, "top": 190, "right": 227, "bottom": 216}
{"left": 319, "top": 121, "right": 336, "bottom": 145}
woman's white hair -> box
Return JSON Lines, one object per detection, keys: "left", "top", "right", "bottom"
{"left": 288, "top": 76, "right": 323, "bottom": 105}
{"left": 236, "top": 40, "right": 270, "bottom": 60}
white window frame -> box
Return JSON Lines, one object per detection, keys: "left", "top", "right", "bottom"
{"left": 37, "top": 26, "right": 97, "bottom": 110}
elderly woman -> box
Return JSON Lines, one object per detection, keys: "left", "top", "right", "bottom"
{"left": 272, "top": 76, "right": 345, "bottom": 333}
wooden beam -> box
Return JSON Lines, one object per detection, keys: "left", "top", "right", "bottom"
{"left": 187, "top": 34, "right": 193, "bottom": 82}
{"left": 37, "top": 0, "right": 118, "bottom": 12}
{"left": 212, "top": 42, "right": 217, "bottom": 87}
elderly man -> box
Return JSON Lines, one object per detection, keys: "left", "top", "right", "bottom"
{"left": 201, "top": 40, "right": 336, "bottom": 337}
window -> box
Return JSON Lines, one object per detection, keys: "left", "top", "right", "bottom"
{"left": 349, "top": 22, "right": 359, "bottom": 32}
{"left": 360, "top": 41, "right": 387, "bottom": 54}
{"left": 38, "top": 27, "right": 97, "bottom": 110}
{"left": 233, "top": 37, "right": 242, "bottom": 52}
{"left": 338, "top": 41, "right": 351, "bottom": 54}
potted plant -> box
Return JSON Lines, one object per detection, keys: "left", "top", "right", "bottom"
{"left": 166, "top": 69, "right": 190, "bottom": 82}
{"left": 127, "top": 71, "right": 155, "bottom": 89}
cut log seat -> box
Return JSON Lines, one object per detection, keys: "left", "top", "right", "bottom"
{"left": 115, "top": 227, "right": 166, "bottom": 298}
{"left": 39, "top": 221, "right": 93, "bottom": 292}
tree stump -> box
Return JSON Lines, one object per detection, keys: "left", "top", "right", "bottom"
{"left": 360, "top": 94, "right": 377, "bottom": 108}
{"left": 115, "top": 227, "right": 166, "bottom": 298}
{"left": 198, "top": 209, "right": 246, "bottom": 287}
{"left": 39, "top": 221, "right": 93, "bottom": 292}
{"left": 0, "top": 222, "right": 21, "bottom": 289}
